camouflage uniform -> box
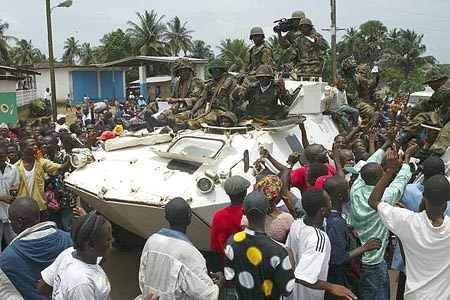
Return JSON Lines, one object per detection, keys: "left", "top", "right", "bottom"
{"left": 292, "top": 30, "right": 328, "bottom": 76}
{"left": 341, "top": 57, "right": 380, "bottom": 126}
{"left": 241, "top": 27, "right": 275, "bottom": 88}
{"left": 241, "top": 81, "right": 292, "bottom": 120}
{"left": 243, "top": 42, "right": 275, "bottom": 75}
{"left": 188, "top": 72, "right": 238, "bottom": 129}
{"left": 404, "top": 78, "right": 450, "bottom": 155}
{"left": 170, "top": 74, "right": 205, "bottom": 123}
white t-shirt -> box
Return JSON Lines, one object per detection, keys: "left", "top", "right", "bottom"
{"left": 24, "top": 166, "right": 34, "bottom": 196}
{"left": 285, "top": 219, "right": 331, "bottom": 300}
{"left": 0, "top": 163, "right": 19, "bottom": 222}
{"left": 378, "top": 202, "right": 450, "bottom": 300}
{"left": 42, "top": 247, "right": 110, "bottom": 300}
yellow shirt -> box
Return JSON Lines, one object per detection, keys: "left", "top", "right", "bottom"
{"left": 15, "top": 158, "right": 61, "bottom": 211}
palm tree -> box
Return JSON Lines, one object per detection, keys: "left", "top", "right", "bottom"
{"left": 384, "top": 29, "right": 426, "bottom": 78}
{"left": 80, "top": 42, "right": 97, "bottom": 65}
{"left": 0, "top": 19, "right": 16, "bottom": 63}
{"left": 189, "top": 40, "right": 213, "bottom": 59}
{"left": 268, "top": 35, "right": 290, "bottom": 67}
{"left": 127, "top": 10, "right": 168, "bottom": 56}
{"left": 62, "top": 36, "right": 81, "bottom": 64}
{"left": 10, "top": 39, "right": 35, "bottom": 66}
{"left": 217, "top": 39, "right": 249, "bottom": 72}
{"left": 164, "top": 16, "right": 194, "bottom": 56}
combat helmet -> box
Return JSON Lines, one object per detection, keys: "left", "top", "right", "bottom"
{"left": 255, "top": 65, "right": 274, "bottom": 78}
{"left": 173, "top": 58, "right": 194, "bottom": 75}
{"left": 299, "top": 18, "right": 313, "bottom": 26}
{"left": 249, "top": 26, "right": 265, "bottom": 38}
{"left": 423, "top": 66, "right": 449, "bottom": 84}
{"left": 217, "top": 111, "right": 238, "bottom": 126}
{"left": 291, "top": 10, "right": 305, "bottom": 19}
{"left": 340, "top": 56, "right": 358, "bottom": 72}
{"left": 208, "top": 58, "right": 227, "bottom": 72}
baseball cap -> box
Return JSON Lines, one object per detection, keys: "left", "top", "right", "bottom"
{"left": 96, "top": 131, "right": 115, "bottom": 141}
{"left": 57, "top": 114, "right": 66, "bottom": 121}
{"left": 243, "top": 191, "right": 269, "bottom": 216}
{"left": 223, "top": 175, "right": 251, "bottom": 195}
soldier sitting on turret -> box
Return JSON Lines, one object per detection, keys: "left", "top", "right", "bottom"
{"left": 234, "top": 65, "right": 293, "bottom": 121}
{"left": 184, "top": 58, "right": 238, "bottom": 130}
{"left": 146, "top": 58, "right": 205, "bottom": 132}
{"left": 340, "top": 56, "right": 380, "bottom": 127}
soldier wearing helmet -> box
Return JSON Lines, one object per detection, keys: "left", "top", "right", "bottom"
{"left": 339, "top": 56, "right": 380, "bottom": 127}
{"left": 277, "top": 10, "right": 306, "bottom": 50}
{"left": 236, "top": 65, "right": 293, "bottom": 120}
{"left": 291, "top": 17, "right": 329, "bottom": 77}
{"left": 183, "top": 58, "right": 238, "bottom": 130}
{"left": 241, "top": 26, "right": 275, "bottom": 79}
{"left": 401, "top": 66, "right": 450, "bottom": 156}
{"left": 146, "top": 58, "right": 205, "bottom": 132}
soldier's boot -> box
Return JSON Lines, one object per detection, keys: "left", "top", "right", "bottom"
{"left": 146, "top": 116, "right": 169, "bottom": 133}
{"left": 167, "top": 119, "right": 188, "bottom": 133}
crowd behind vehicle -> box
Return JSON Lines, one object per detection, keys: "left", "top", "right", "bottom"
{"left": 0, "top": 7, "right": 449, "bottom": 300}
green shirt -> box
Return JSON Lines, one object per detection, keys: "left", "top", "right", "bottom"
{"left": 348, "top": 149, "right": 412, "bottom": 265}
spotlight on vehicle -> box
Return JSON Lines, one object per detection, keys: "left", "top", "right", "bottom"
{"left": 197, "top": 177, "right": 214, "bottom": 194}
{"left": 70, "top": 148, "right": 94, "bottom": 169}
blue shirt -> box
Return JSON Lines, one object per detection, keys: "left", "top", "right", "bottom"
{"left": 0, "top": 222, "right": 72, "bottom": 299}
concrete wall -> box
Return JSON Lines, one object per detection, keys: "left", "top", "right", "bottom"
{"left": 35, "top": 68, "right": 70, "bottom": 100}
{"left": 0, "top": 80, "right": 17, "bottom": 91}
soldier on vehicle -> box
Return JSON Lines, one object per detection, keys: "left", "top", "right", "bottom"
{"left": 277, "top": 10, "right": 306, "bottom": 50}
{"left": 240, "top": 26, "right": 275, "bottom": 87}
{"left": 401, "top": 66, "right": 450, "bottom": 156}
{"left": 147, "top": 58, "right": 205, "bottom": 132}
{"left": 235, "top": 65, "right": 293, "bottom": 120}
{"left": 291, "top": 17, "right": 329, "bottom": 78}
{"left": 185, "top": 58, "right": 238, "bottom": 129}
{"left": 340, "top": 56, "right": 380, "bottom": 127}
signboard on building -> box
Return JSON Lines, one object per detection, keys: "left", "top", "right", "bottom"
{"left": 0, "top": 92, "right": 18, "bottom": 124}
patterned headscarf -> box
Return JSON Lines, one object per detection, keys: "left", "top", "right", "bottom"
{"left": 254, "top": 175, "right": 283, "bottom": 202}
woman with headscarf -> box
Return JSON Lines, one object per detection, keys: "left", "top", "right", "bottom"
{"left": 241, "top": 175, "right": 294, "bottom": 243}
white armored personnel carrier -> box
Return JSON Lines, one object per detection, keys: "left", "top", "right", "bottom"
{"left": 65, "top": 79, "right": 339, "bottom": 250}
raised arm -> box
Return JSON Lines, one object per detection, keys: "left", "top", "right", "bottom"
{"left": 368, "top": 149, "right": 400, "bottom": 211}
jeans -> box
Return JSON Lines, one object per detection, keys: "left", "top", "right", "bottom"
{"left": 336, "top": 105, "right": 360, "bottom": 130}
{"left": 358, "top": 261, "right": 390, "bottom": 300}
{"left": 0, "top": 222, "right": 17, "bottom": 253}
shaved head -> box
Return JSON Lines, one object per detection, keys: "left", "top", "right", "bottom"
{"left": 9, "top": 197, "right": 40, "bottom": 234}
{"left": 165, "top": 197, "right": 192, "bottom": 228}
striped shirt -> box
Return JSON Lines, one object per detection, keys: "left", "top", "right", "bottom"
{"left": 348, "top": 149, "right": 412, "bottom": 265}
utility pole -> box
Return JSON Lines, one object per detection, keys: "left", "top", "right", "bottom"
{"left": 323, "top": 0, "right": 344, "bottom": 82}
{"left": 330, "top": 0, "right": 337, "bottom": 81}
{"left": 46, "top": 0, "right": 57, "bottom": 121}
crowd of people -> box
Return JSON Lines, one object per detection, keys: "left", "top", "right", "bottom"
{"left": 0, "top": 8, "right": 448, "bottom": 300}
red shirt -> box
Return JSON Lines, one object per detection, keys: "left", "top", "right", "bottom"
{"left": 290, "top": 163, "right": 336, "bottom": 192}
{"left": 210, "top": 205, "right": 243, "bottom": 259}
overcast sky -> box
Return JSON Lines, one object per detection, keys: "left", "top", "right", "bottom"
{"left": 2, "top": 0, "right": 450, "bottom": 63}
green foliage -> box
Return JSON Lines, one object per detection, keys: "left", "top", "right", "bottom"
{"left": 268, "top": 35, "right": 291, "bottom": 67}
{"left": 127, "top": 10, "right": 169, "bottom": 56}
{"left": 10, "top": 39, "right": 46, "bottom": 66}
{"left": 164, "top": 16, "right": 193, "bottom": 56}
{"left": 189, "top": 40, "right": 213, "bottom": 59}
{"left": 29, "top": 99, "right": 46, "bottom": 117}
{"left": 62, "top": 36, "right": 81, "bottom": 64}
{"left": 98, "top": 29, "right": 132, "bottom": 63}
{"left": 217, "top": 39, "right": 249, "bottom": 72}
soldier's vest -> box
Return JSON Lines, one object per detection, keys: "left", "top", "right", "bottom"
{"left": 245, "top": 82, "right": 284, "bottom": 119}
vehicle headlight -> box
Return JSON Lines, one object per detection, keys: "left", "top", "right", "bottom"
{"left": 197, "top": 177, "right": 214, "bottom": 194}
